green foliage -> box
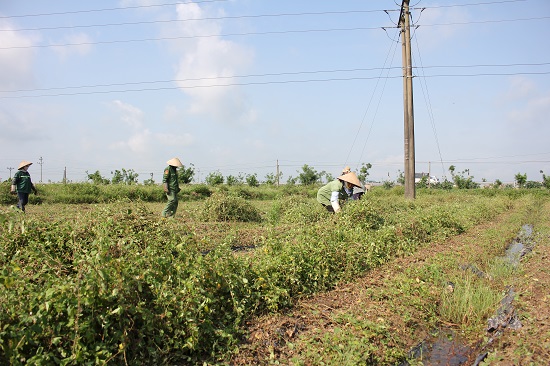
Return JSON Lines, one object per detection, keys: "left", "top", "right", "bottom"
{"left": 86, "top": 170, "right": 110, "bottom": 185}
{"left": 514, "top": 172, "right": 527, "bottom": 188}
{"left": 0, "top": 191, "right": 540, "bottom": 363}
{"left": 178, "top": 164, "right": 195, "bottom": 184}
{"left": 264, "top": 172, "right": 282, "bottom": 186}
{"left": 225, "top": 175, "right": 240, "bottom": 186}
{"left": 357, "top": 162, "right": 372, "bottom": 182}
{"left": 297, "top": 164, "right": 321, "bottom": 185}
{"left": 267, "top": 195, "right": 324, "bottom": 224}
{"left": 245, "top": 173, "right": 259, "bottom": 187}
{"left": 111, "top": 168, "right": 139, "bottom": 185}
{"left": 200, "top": 192, "right": 262, "bottom": 222}
{"left": 205, "top": 171, "right": 224, "bottom": 186}
{"left": 453, "top": 170, "right": 480, "bottom": 189}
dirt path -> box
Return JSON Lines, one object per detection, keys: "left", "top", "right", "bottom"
{"left": 231, "top": 201, "right": 550, "bottom": 365}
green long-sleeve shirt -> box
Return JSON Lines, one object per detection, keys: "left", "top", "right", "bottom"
{"left": 162, "top": 166, "right": 180, "bottom": 193}
{"left": 12, "top": 170, "right": 35, "bottom": 193}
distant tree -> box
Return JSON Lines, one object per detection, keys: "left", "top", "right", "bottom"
{"left": 514, "top": 173, "right": 527, "bottom": 188}
{"left": 143, "top": 177, "right": 155, "bottom": 186}
{"left": 111, "top": 170, "right": 124, "bottom": 184}
{"left": 453, "top": 169, "right": 479, "bottom": 189}
{"left": 205, "top": 171, "right": 224, "bottom": 185}
{"left": 543, "top": 174, "right": 550, "bottom": 189}
{"left": 415, "top": 175, "right": 429, "bottom": 188}
{"left": 524, "top": 181, "right": 542, "bottom": 189}
{"left": 494, "top": 179, "right": 503, "bottom": 188}
{"left": 357, "top": 163, "right": 372, "bottom": 182}
{"left": 264, "top": 171, "right": 282, "bottom": 185}
{"left": 87, "top": 170, "right": 110, "bottom": 185}
{"left": 448, "top": 165, "right": 456, "bottom": 177}
{"left": 396, "top": 170, "right": 405, "bottom": 185}
{"left": 178, "top": 163, "right": 195, "bottom": 184}
{"left": 286, "top": 176, "right": 297, "bottom": 185}
{"left": 324, "top": 173, "right": 334, "bottom": 183}
{"left": 297, "top": 164, "right": 320, "bottom": 185}
{"left": 226, "top": 175, "right": 239, "bottom": 186}
{"left": 122, "top": 168, "right": 139, "bottom": 185}
{"left": 245, "top": 173, "right": 259, "bottom": 187}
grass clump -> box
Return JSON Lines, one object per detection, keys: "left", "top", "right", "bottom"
{"left": 200, "top": 192, "right": 262, "bottom": 222}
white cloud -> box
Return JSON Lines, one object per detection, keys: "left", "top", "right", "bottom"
{"left": 415, "top": 4, "right": 469, "bottom": 48}
{"left": 0, "top": 19, "right": 37, "bottom": 89}
{"left": 111, "top": 129, "right": 152, "bottom": 153}
{"left": 169, "top": 2, "right": 255, "bottom": 124}
{"left": 155, "top": 132, "right": 194, "bottom": 146}
{"left": 51, "top": 33, "right": 93, "bottom": 60}
{"left": 108, "top": 100, "right": 195, "bottom": 153}
{"left": 111, "top": 100, "right": 144, "bottom": 129}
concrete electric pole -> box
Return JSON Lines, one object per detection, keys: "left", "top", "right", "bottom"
{"left": 38, "top": 156, "right": 44, "bottom": 183}
{"left": 399, "top": 0, "right": 416, "bottom": 199}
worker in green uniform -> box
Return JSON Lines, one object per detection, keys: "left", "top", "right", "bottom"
{"left": 317, "top": 171, "right": 362, "bottom": 213}
{"left": 10, "top": 160, "right": 37, "bottom": 212}
{"left": 162, "top": 157, "right": 183, "bottom": 217}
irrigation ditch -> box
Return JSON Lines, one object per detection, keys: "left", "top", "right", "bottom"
{"left": 401, "top": 224, "right": 536, "bottom": 365}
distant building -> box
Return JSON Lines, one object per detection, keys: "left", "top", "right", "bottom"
{"left": 414, "top": 172, "right": 439, "bottom": 184}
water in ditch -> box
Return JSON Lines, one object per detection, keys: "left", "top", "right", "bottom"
{"left": 401, "top": 224, "right": 535, "bottom": 365}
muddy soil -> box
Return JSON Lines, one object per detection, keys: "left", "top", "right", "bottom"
{"left": 231, "top": 209, "right": 550, "bottom": 365}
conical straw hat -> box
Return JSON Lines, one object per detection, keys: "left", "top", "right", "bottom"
{"left": 342, "top": 166, "right": 351, "bottom": 174}
{"left": 18, "top": 160, "right": 33, "bottom": 170}
{"left": 166, "top": 157, "right": 183, "bottom": 167}
{"left": 338, "top": 171, "right": 362, "bottom": 188}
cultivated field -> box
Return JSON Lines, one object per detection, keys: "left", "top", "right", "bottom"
{"left": 1, "top": 185, "right": 549, "bottom": 365}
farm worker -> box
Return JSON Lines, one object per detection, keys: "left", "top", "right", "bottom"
{"left": 10, "top": 160, "right": 37, "bottom": 212}
{"left": 317, "top": 171, "right": 362, "bottom": 213}
{"left": 162, "top": 157, "right": 183, "bottom": 218}
{"left": 341, "top": 166, "right": 366, "bottom": 200}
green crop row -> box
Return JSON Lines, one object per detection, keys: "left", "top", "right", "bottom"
{"left": 0, "top": 190, "right": 543, "bottom": 364}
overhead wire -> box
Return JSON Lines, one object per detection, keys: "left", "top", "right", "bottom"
{"left": 1, "top": 9, "right": 392, "bottom": 32}
{"left": 354, "top": 29, "right": 402, "bottom": 173}
{"left": 1, "top": 15, "right": 548, "bottom": 51}
{"left": 0, "top": 0, "right": 230, "bottom": 19}
{"left": 1, "top": 63, "right": 546, "bottom": 94}
{"left": 0, "top": 0, "right": 525, "bottom": 20}
{"left": 410, "top": 7, "right": 447, "bottom": 179}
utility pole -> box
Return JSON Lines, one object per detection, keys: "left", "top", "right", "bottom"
{"left": 63, "top": 167, "right": 67, "bottom": 184}
{"left": 399, "top": 0, "right": 416, "bottom": 199}
{"left": 7, "top": 167, "right": 14, "bottom": 179}
{"left": 38, "top": 156, "right": 44, "bottom": 183}
{"left": 276, "top": 160, "right": 280, "bottom": 187}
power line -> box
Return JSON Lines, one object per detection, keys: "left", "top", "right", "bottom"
{"left": 1, "top": 9, "right": 390, "bottom": 32}
{"left": 2, "top": 70, "right": 549, "bottom": 99}
{"left": 0, "top": 25, "right": 391, "bottom": 50}
{"left": 413, "top": 0, "right": 527, "bottom": 11}
{"left": 0, "top": 0, "right": 230, "bottom": 19}
{"left": 417, "top": 16, "right": 550, "bottom": 28}
{"left": 0, "top": 0, "right": 524, "bottom": 20}
{"left": 1, "top": 63, "right": 548, "bottom": 95}
{"left": 2, "top": 15, "right": 548, "bottom": 51}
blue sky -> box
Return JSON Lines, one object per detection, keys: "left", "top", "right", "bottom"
{"left": 1, "top": 0, "right": 549, "bottom": 184}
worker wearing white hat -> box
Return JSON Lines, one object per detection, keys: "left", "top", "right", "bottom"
{"left": 10, "top": 160, "right": 37, "bottom": 212}
{"left": 162, "top": 158, "right": 183, "bottom": 217}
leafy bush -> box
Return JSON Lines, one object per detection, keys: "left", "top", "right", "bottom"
{"left": 200, "top": 192, "right": 262, "bottom": 222}
{"left": 267, "top": 195, "right": 324, "bottom": 224}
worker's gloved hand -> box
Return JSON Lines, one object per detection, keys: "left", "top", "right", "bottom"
{"left": 32, "top": 188, "right": 38, "bottom": 195}
{"left": 163, "top": 183, "right": 169, "bottom": 193}
{"left": 10, "top": 185, "right": 16, "bottom": 195}
{"left": 331, "top": 200, "right": 341, "bottom": 213}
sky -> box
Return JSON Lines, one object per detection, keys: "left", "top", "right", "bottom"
{"left": 0, "top": 0, "right": 549, "bottom": 185}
